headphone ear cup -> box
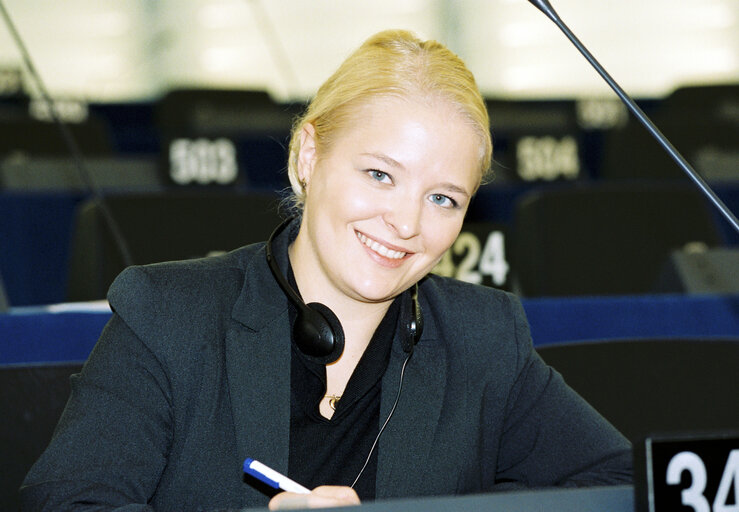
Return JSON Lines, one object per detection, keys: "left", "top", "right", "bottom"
{"left": 293, "top": 302, "right": 345, "bottom": 364}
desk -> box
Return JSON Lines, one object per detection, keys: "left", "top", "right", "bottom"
{"left": 238, "top": 485, "right": 634, "bottom": 512}
{"left": 1, "top": 294, "right": 737, "bottom": 364}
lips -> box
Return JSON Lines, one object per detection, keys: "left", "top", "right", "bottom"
{"left": 355, "top": 231, "right": 409, "bottom": 260}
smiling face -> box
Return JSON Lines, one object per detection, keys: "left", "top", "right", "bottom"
{"left": 290, "top": 94, "right": 483, "bottom": 307}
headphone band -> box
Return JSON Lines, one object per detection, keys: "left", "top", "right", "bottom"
{"left": 265, "top": 217, "right": 304, "bottom": 308}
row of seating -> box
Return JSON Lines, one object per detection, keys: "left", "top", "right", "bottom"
{"left": 1, "top": 84, "right": 736, "bottom": 305}
{"left": 1, "top": 84, "right": 736, "bottom": 190}
{"left": 59, "top": 182, "right": 733, "bottom": 304}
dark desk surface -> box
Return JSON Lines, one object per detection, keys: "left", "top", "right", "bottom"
{"left": 233, "top": 485, "right": 634, "bottom": 512}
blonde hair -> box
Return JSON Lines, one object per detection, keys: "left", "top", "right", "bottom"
{"left": 287, "top": 29, "right": 492, "bottom": 211}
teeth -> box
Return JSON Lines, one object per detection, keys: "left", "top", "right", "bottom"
{"left": 357, "top": 232, "right": 406, "bottom": 259}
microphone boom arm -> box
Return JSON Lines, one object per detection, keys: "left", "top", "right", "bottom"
{"left": 0, "top": 0, "right": 135, "bottom": 267}
{"left": 528, "top": 0, "right": 739, "bottom": 233}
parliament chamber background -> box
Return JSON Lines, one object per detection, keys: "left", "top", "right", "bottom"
{"left": 1, "top": 1, "right": 738, "bottom": 511}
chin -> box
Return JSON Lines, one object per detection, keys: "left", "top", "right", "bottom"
{"left": 352, "top": 287, "right": 400, "bottom": 304}
{"left": 349, "top": 276, "right": 419, "bottom": 304}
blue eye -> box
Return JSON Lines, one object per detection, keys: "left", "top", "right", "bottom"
{"left": 430, "top": 194, "right": 457, "bottom": 208}
{"left": 368, "top": 170, "right": 391, "bottom": 183}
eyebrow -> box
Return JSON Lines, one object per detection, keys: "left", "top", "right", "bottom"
{"left": 361, "top": 152, "right": 404, "bottom": 169}
{"left": 440, "top": 183, "right": 471, "bottom": 198}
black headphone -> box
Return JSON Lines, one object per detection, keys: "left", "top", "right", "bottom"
{"left": 266, "top": 218, "right": 423, "bottom": 364}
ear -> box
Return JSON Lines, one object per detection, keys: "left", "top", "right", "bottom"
{"left": 297, "top": 122, "right": 318, "bottom": 186}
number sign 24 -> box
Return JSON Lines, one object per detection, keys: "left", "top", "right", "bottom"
{"left": 432, "top": 229, "right": 509, "bottom": 288}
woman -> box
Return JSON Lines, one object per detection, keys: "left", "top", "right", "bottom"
{"left": 21, "top": 30, "right": 631, "bottom": 511}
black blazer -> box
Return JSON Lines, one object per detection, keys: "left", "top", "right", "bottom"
{"left": 21, "top": 222, "right": 631, "bottom": 511}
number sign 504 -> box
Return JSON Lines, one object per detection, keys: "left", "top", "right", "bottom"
{"left": 433, "top": 230, "right": 509, "bottom": 288}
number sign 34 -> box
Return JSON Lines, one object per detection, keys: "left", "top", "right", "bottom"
{"left": 666, "top": 450, "right": 739, "bottom": 512}
{"left": 637, "top": 433, "right": 739, "bottom": 512}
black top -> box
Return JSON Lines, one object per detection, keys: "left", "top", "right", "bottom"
{"left": 286, "top": 265, "right": 399, "bottom": 500}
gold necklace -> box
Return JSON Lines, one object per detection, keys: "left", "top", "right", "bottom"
{"left": 326, "top": 394, "right": 342, "bottom": 411}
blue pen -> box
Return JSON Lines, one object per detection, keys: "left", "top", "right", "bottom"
{"left": 243, "top": 458, "right": 311, "bottom": 494}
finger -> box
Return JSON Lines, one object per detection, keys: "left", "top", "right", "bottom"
{"left": 268, "top": 486, "right": 361, "bottom": 510}
{"left": 268, "top": 491, "right": 311, "bottom": 510}
{"left": 312, "top": 485, "right": 361, "bottom": 505}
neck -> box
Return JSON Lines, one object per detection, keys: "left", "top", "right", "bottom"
{"left": 288, "top": 232, "right": 393, "bottom": 355}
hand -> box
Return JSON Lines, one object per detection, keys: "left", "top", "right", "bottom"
{"left": 268, "top": 485, "right": 361, "bottom": 510}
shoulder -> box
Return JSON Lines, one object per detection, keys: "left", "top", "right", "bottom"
{"left": 419, "top": 274, "right": 526, "bottom": 333}
{"left": 418, "top": 274, "right": 531, "bottom": 367}
{"left": 106, "top": 243, "right": 265, "bottom": 348}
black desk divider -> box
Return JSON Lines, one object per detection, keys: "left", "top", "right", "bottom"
{"left": 512, "top": 182, "right": 723, "bottom": 297}
{"left": 1, "top": 362, "right": 84, "bottom": 511}
{"left": 537, "top": 339, "right": 739, "bottom": 444}
{"left": 600, "top": 83, "right": 739, "bottom": 182}
{"left": 66, "top": 191, "right": 285, "bottom": 302}
{"left": 601, "top": 117, "right": 738, "bottom": 182}
{"left": 0, "top": 270, "right": 8, "bottom": 312}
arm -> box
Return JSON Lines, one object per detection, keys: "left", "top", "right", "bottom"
{"left": 20, "top": 313, "right": 173, "bottom": 511}
{"left": 489, "top": 296, "right": 632, "bottom": 489}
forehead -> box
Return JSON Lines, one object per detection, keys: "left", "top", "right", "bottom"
{"left": 328, "top": 95, "right": 482, "bottom": 180}
{"left": 324, "top": 96, "right": 484, "bottom": 188}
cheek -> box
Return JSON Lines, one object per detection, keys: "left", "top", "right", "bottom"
{"left": 338, "top": 183, "right": 385, "bottom": 218}
{"left": 344, "top": 190, "right": 373, "bottom": 211}
{"left": 425, "top": 219, "right": 464, "bottom": 258}
{"left": 435, "top": 236, "right": 457, "bottom": 259}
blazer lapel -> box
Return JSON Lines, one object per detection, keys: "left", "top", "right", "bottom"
{"left": 226, "top": 225, "right": 295, "bottom": 476}
{"left": 226, "top": 312, "right": 291, "bottom": 473}
{"left": 376, "top": 313, "right": 447, "bottom": 499}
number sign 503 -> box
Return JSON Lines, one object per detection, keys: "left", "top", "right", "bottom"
{"left": 169, "top": 138, "right": 238, "bottom": 185}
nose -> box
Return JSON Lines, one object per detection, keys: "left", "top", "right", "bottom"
{"left": 383, "top": 196, "right": 423, "bottom": 240}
